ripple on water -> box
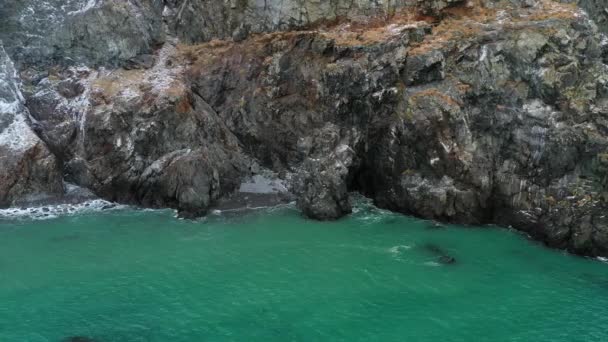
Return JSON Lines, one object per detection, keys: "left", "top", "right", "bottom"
{"left": 0, "top": 201, "right": 607, "bottom": 341}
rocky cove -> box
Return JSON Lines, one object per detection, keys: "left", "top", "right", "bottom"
{"left": 2, "top": 0, "right": 608, "bottom": 258}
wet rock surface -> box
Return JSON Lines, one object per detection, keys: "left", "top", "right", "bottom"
{"left": 2, "top": 0, "right": 608, "bottom": 257}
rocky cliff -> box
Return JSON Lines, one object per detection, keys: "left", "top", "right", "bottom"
{"left": 0, "top": 43, "right": 64, "bottom": 207}
{"left": 1, "top": 0, "right": 608, "bottom": 257}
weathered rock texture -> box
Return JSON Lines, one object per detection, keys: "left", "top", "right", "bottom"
{"left": 2, "top": 0, "right": 608, "bottom": 257}
{"left": 179, "top": 1, "right": 608, "bottom": 256}
{"left": 0, "top": 0, "right": 165, "bottom": 67}
{"left": 0, "top": 43, "right": 63, "bottom": 206}
{"left": 23, "top": 42, "right": 253, "bottom": 215}
{"left": 572, "top": 0, "right": 608, "bottom": 33}
{"left": 164, "top": 0, "right": 415, "bottom": 43}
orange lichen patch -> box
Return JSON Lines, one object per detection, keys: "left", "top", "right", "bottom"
{"left": 179, "top": 1, "right": 497, "bottom": 60}
{"left": 501, "top": 0, "right": 580, "bottom": 27}
{"left": 408, "top": 6, "right": 496, "bottom": 56}
{"left": 322, "top": 21, "right": 428, "bottom": 46}
{"left": 177, "top": 39, "right": 233, "bottom": 66}
{"left": 175, "top": 94, "right": 193, "bottom": 114}
{"left": 318, "top": 10, "right": 431, "bottom": 31}
{"left": 92, "top": 69, "right": 144, "bottom": 99}
{"left": 252, "top": 30, "right": 316, "bottom": 45}
{"left": 179, "top": 32, "right": 292, "bottom": 76}
{"left": 159, "top": 80, "right": 189, "bottom": 101}
{"left": 408, "top": 0, "right": 580, "bottom": 57}
{"left": 318, "top": 0, "right": 498, "bottom": 48}
{"left": 92, "top": 67, "right": 187, "bottom": 110}
{"left": 93, "top": 70, "right": 187, "bottom": 103}
{"left": 521, "top": 0, "right": 579, "bottom": 22}
{"left": 410, "top": 88, "right": 463, "bottom": 107}
{"left": 178, "top": 0, "right": 581, "bottom": 76}
{"left": 318, "top": 9, "right": 423, "bottom": 46}
{"left": 179, "top": 9, "right": 433, "bottom": 57}
{"left": 180, "top": 30, "right": 326, "bottom": 81}
{"left": 454, "top": 82, "right": 472, "bottom": 94}
{"left": 441, "top": 0, "right": 492, "bottom": 18}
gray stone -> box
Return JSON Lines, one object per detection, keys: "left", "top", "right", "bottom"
{"left": 0, "top": 42, "right": 64, "bottom": 207}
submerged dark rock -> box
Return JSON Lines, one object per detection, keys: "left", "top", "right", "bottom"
{"left": 62, "top": 337, "right": 97, "bottom": 342}
{"left": 438, "top": 255, "right": 457, "bottom": 265}
{"left": 424, "top": 243, "right": 457, "bottom": 264}
{"left": 50, "top": 233, "right": 81, "bottom": 242}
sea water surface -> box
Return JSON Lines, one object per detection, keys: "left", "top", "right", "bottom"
{"left": 1, "top": 201, "right": 608, "bottom": 342}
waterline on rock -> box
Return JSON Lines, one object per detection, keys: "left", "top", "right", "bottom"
{"left": 0, "top": 199, "right": 125, "bottom": 221}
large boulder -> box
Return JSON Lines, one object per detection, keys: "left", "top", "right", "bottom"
{"left": 294, "top": 124, "right": 359, "bottom": 220}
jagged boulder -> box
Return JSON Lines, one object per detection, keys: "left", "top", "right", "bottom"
{"left": 293, "top": 124, "right": 359, "bottom": 220}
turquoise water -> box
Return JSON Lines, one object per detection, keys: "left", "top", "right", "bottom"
{"left": 1, "top": 202, "right": 608, "bottom": 342}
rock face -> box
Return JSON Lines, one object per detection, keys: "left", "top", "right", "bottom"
{"left": 183, "top": 0, "right": 608, "bottom": 255}
{"left": 574, "top": 0, "right": 608, "bottom": 33}
{"left": 24, "top": 42, "right": 252, "bottom": 215}
{"left": 163, "top": 0, "right": 466, "bottom": 43}
{"left": 0, "top": 0, "right": 164, "bottom": 67}
{"left": 164, "top": 0, "right": 389, "bottom": 43}
{"left": 0, "top": 43, "right": 63, "bottom": 207}
{"left": 2, "top": 0, "right": 608, "bottom": 257}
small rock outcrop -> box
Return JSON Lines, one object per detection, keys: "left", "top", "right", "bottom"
{"left": 294, "top": 124, "right": 359, "bottom": 220}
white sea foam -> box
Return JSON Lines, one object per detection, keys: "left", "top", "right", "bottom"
{"left": 388, "top": 245, "right": 412, "bottom": 256}
{"left": 0, "top": 200, "right": 125, "bottom": 221}
{"left": 423, "top": 261, "right": 441, "bottom": 267}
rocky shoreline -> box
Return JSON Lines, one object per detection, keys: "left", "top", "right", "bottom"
{"left": 1, "top": 0, "right": 608, "bottom": 257}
